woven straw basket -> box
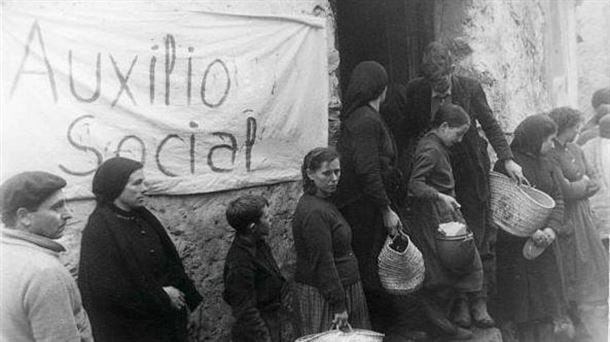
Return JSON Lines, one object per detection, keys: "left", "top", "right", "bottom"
{"left": 378, "top": 232, "right": 425, "bottom": 295}
{"left": 295, "top": 324, "right": 384, "bottom": 342}
{"left": 489, "top": 171, "right": 556, "bottom": 237}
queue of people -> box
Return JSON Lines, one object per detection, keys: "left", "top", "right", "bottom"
{"left": 1, "top": 40, "right": 608, "bottom": 342}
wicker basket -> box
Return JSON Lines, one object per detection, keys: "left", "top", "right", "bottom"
{"left": 489, "top": 171, "right": 556, "bottom": 237}
{"left": 378, "top": 231, "right": 425, "bottom": 295}
{"left": 295, "top": 324, "right": 384, "bottom": 342}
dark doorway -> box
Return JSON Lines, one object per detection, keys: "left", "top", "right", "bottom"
{"left": 334, "top": 0, "right": 435, "bottom": 92}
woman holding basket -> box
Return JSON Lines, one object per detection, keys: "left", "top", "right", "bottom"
{"left": 407, "top": 104, "right": 482, "bottom": 340}
{"left": 493, "top": 114, "right": 569, "bottom": 342}
{"left": 334, "top": 61, "right": 432, "bottom": 342}
{"left": 292, "top": 147, "right": 370, "bottom": 335}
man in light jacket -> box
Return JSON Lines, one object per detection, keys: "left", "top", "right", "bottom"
{"left": 0, "top": 171, "right": 93, "bottom": 342}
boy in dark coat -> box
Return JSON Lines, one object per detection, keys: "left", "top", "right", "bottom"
{"left": 223, "top": 195, "right": 286, "bottom": 342}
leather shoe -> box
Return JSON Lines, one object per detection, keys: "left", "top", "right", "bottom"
{"left": 421, "top": 296, "right": 457, "bottom": 335}
{"left": 471, "top": 298, "right": 495, "bottom": 328}
{"left": 452, "top": 298, "right": 472, "bottom": 328}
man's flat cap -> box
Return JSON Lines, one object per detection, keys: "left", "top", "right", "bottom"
{"left": 0, "top": 171, "right": 67, "bottom": 216}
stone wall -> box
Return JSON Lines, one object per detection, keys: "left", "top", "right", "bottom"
{"left": 576, "top": 0, "right": 610, "bottom": 117}
{"left": 57, "top": 1, "right": 337, "bottom": 341}
{"left": 434, "top": 0, "right": 578, "bottom": 135}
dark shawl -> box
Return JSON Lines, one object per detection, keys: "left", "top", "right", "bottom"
{"left": 78, "top": 204, "right": 202, "bottom": 342}
{"left": 78, "top": 158, "right": 202, "bottom": 342}
{"left": 510, "top": 114, "right": 557, "bottom": 158}
{"left": 336, "top": 61, "right": 396, "bottom": 209}
{"left": 493, "top": 114, "right": 567, "bottom": 323}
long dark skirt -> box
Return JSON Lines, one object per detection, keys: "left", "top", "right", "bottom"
{"left": 339, "top": 197, "right": 387, "bottom": 292}
{"left": 558, "top": 199, "right": 608, "bottom": 305}
{"left": 295, "top": 281, "right": 370, "bottom": 336}
{"left": 496, "top": 229, "right": 566, "bottom": 324}
{"left": 231, "top": 308, "right": 282, "bottom": 342}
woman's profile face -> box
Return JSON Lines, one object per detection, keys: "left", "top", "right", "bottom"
{"left": 379, "top": 87, "right": 388, "bottom": 104}
{"left": 115, "top": 169, "right": 146, "bottom": 210}
{"left": 540, "top": 133, "right": 557, "bottom": 154}
{"left": 307, "top": 158, "right": 341, "bottom": 198}
{"left": 438, "top": 123, "right": 469, "bottom": 146}
{"left": 562, "top": 123, "right": 581, "bottom": 143}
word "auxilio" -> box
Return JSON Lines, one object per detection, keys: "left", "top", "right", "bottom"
{"left": 9, "top": 21, "right": 231, "bottom": 108}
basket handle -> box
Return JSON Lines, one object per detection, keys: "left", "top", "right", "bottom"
{"left": 391, "top": 228, "right": 410, "bottom": 242}
{"left": 330, "top": 321, "right": 353, "bottom": 333}
{"left": 517, "top": 176, "right": 531, "bottom": 187}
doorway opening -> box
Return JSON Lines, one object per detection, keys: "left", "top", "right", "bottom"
{"left": 334, "top": 0, "right": 435, "bottom": 92}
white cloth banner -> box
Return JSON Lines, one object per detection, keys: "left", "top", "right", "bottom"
{"left": 1, "top": 2, "right": 328, "bottom": 197}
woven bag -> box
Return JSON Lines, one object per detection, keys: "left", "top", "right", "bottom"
{"left": 377, "top": 231, "right": 425, "bottom": 295}
{"left": 489, "top": 171, "right": 556, "bottom": 237}
{"left": 295, "top": 323, "right": 384, "bottom": 342}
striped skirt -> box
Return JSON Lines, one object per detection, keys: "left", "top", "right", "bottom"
{"left": 295, "top": 281, "right": 371, "bottom": 336}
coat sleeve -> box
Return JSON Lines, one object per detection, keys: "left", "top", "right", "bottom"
{"left": 145, "top": 210, "right": 203, "bottom": 311}
{"left": 78, "top": 218, "right": 174, "bottom": 319}
{"left": 224, "top": 265, "right": 272, "bottom": 342}
{"left": 351, "top": 116, "right": 391, "bottom": 208}
{"left": 546, "top": 164, "right": 566, "bottom": 233}
{"left": 28, "top": 268, "right": 92, "bottom": 342}
{"left": 581, "top": 145, "right": 600, "bottom": 186}
{"left": 169, "top": 264, "right": 203, "bottom": 311}
{"left": 471, "top": 82, "right": 513, "bottom": 161}
{"left": 299, "top": 208, "right": 347, "bottom": 313}
{"left": 381, "top": 84, "right": 409, "bottom": 146}
{"left": 408, "top": 145, "right": 441, "bottom": 200}
{"left": 548, "top": 150, "right": 590, "bottom": 201}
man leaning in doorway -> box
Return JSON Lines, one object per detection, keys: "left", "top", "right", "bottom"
{"left": 0, "top": 171, "right": 93, "bottom": 342}
{"left": 383, "top": 41, "right": 525, "bottom": 329}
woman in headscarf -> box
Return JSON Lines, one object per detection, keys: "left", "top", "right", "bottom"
{"left": 335, "top": 61, "right": 424, "bottom": 340}
{"left": 547, "top": 107, "right": 608, "bottom": 342}
{"left": 78, "top": 157, "right": 202, "bottom": 342}
{"left": 493, "top": 114, "right": 569, "bottom": 342}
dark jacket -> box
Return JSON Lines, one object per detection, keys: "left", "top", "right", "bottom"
{"left": 408, "top": 132, "right": 455, "bottom": 200}
{"left": 547, "top": 140, "right": 597, "bottom": 201}
{"left": 223, "top": 233, "right": 285, "bottom": 342}
{"left": 383, "top": 75, "right": 513, "bottom": 203}
{"left": 493, "top": 115, "right": 567, "bottom": 322}
{"left": 336, "top": 104, "right": 398, "bottom": 209}
{"left": 292, "top": 194, "right": 359, "bottom": 312}
{"left": 78, "top": 203, "right": 202, "bottom": 342}
{"left": 493, "top": 151, "right": 567, "bottom": 322}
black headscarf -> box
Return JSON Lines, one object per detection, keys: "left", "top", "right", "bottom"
{"left": 340, "top": 61, "right": 388, "bottom": 120}
{"left": 510, "top": 114, "right": 557, "bottom": 157}
{"left": 92, "top": 157, "right": 143, "bottom": 204}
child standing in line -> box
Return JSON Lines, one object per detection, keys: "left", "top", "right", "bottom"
{"left": 408, "top": 104, "right": 484, "bottom": 340}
